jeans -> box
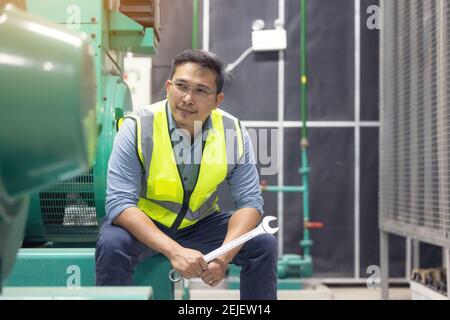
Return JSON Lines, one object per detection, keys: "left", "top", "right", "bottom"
{"left": 95, "top": 211, "right": 278, "bottom": 300}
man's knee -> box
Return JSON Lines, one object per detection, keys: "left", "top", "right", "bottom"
{"left": 246, "top": 233, "right": 278, "bottom": 258}
{"left": 95, "top": 222, "right": 145, "bottom": 286}
{"left": 96, "top": 222, "right": 140, "bottom": 260}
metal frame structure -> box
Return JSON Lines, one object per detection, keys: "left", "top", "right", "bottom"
{"left": 202, "top": 0, "right": 385, "bottom": 283}
{"left": 379, "top": 0, "right": 450, "bottom": 299}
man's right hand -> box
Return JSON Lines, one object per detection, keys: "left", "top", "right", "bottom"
{"left": 114, "top": 208, "right": 207, "bottom": 279}
{"left": 169, "top": 247, "right": 208, "bottom": 279}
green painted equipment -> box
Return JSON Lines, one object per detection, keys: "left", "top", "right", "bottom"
{"left": 277, "top": 254, "right": 313, "bottom": 279}
{"left": 1, "top": 287, "right": 153, "bottom": 300}
{"left": 0, "top": 3, "right": 96, "bottom": 198}
{"left": 0, "top": 2, "right": 97, "bottom": 290}
{"left": 22, "top": 0, "right": 157, "bottom": 243}
{"left": 2, "top": 0, "right": 173, "bottom": 299}
{"left": 5, "top": 249, "right": 172, "bottom": 299}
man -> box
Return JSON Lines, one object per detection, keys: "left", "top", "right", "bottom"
{"left": 95, "top": 49, "right": 277, "bottom": 300}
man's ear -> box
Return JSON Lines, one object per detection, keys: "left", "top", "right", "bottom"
{"left": 165, "top": 80, "right": 171, "bottom": 96}
{"left": 214, "top": 92, "right": 225, "bottom": 109}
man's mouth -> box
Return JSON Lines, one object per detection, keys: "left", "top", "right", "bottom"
{"left": 176, "top": 106, "right": 197, "bottom": 114}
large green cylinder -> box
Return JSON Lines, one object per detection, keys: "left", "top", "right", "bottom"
{"left": 22, "top": 0, "right": 135, "bottom": 243}
{"left": 0, "top": 4, "right": 97, "bottom": 198}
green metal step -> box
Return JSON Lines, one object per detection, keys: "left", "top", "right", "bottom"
{"left": 227, "top": 277, "right": 304, "bottom": 290}
{"left": 5, "top": 248, "right": 173, "bottom": 299}
{"left": 0, "top": 286, "right": 153, "bottom": 300}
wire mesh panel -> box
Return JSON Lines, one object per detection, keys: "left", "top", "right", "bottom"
{"left": 39, "top": 169, "right": 98, "bottom": 238}
{"left": 379, "top": 0, "right": 450, "bottom": 247}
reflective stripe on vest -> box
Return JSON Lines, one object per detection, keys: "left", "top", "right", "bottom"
{"left": 117, "top": 100, "right": 244, "bottom": 229}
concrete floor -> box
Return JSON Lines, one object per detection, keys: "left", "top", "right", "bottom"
{"left": 177, "top": 279, "right": 412, "bottom": 300}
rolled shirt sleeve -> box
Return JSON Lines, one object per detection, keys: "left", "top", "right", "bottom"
{"left": 105, "top": 118, "right": 143, "bottom": 223}
{"left": 226, "top": 126, "right": 264, "bottom": 215}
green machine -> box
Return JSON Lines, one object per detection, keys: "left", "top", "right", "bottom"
{"left": 0, "top": 0, "right": 97, "bottom": 292}
{"left": 3, "top": 0, "right": 173, "bottom": 299}
{"left": 22, "top": 0, "right": 156, "bottom": 244}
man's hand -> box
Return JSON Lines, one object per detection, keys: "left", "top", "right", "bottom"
{"left": 169, "top": 247, "right": 208, "bottom": 279}
{"left": 201, "top": 258, "right": 228, "bottom": 287}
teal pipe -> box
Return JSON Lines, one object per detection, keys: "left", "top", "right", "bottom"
{"left": 192, "top": 0, "right": 199, "bottom": 49}
{"left": 262, "top": 0, "right": 313, "bottom": 260}
{"left": 300, "top": 0, "right": 308, "bottom": 140}
{"left": 297, "top": 0, "right": 313, "bottom": 257}
{"left": 300, "top": 0, "right": 311, "bottom": 257}
{"left": 263, "top": 186, "right": 305, "bottom": 193}
{"left": 301, "top": 149, "right": 311, "bottom": 256}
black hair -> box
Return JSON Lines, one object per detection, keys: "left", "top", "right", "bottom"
{"left": 170, "top": 49, "right": 226, "bottom": 93}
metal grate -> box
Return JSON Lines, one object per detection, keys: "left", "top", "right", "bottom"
{"left": 379, "top": 0, "right": 450, "bottom": 247}
{"left": 39, "top": 169, "right": 98, "bottom": 236}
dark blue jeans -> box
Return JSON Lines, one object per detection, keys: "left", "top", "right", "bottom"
{"left": 95, "top": 211, "right": 278, "bottom": 300}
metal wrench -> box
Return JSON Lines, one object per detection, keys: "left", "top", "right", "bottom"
{"left": 169, "top": 216, "right": 278, "bottom": 282}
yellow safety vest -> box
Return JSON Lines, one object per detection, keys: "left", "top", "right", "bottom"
{"left": 117, "top": 100, "right": 244, "bottom": 229}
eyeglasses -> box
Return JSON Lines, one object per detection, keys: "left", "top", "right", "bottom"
{"left": 169, "top": 80, "right": 216, "bottom": 99}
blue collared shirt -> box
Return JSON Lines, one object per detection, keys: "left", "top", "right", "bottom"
{"left": 105, "top": 105, "right": 264, "bottom": 223}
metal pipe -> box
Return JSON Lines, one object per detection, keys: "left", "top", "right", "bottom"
{"left": 446, "top": 248, "right": 450, "bottom": 300}
{"left": 300, "top": 0, "right": 311, "bottom": 257}
{"left": 406, "top": 237, "right": 412, "bottom": 281}
{"left": 241, "top": 120, "right": 380, "bottom": 128}
{"left": 412, "top": 239, "right": 420, "bottom": 268}
{"left": 277, "top": 0, "right": 285, "bottom": 256}
{"left": 300, "top": 0, "right": 308, "bottom": 140}
{"left": 354, "top": 0, "right": 361, "bottom": 279}
{"left": 192, "top": 0, "right": 199, "bottom": 49}
{"left": 263, "top": 186, "right": 305, "bottom": 192}
{"left": 202, "top": 0, "right": 210, "bottom": 51}
{"left": 301, "top": 149, "right": 310, "bottom": 256}
{"left": 380, "top": 230, "right": 389, "bottom": 299}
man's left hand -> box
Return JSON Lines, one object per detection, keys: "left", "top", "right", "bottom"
{"left": 201, "top": 258, "right": 228, "bottom": 287}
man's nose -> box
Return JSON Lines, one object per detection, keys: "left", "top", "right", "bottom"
{"left": 182, "top": 90, "right": 195, "bottom": 104}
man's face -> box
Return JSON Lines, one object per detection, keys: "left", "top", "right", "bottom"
{"left": 166, "top": 62, "right": 224, "bottom": 132}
